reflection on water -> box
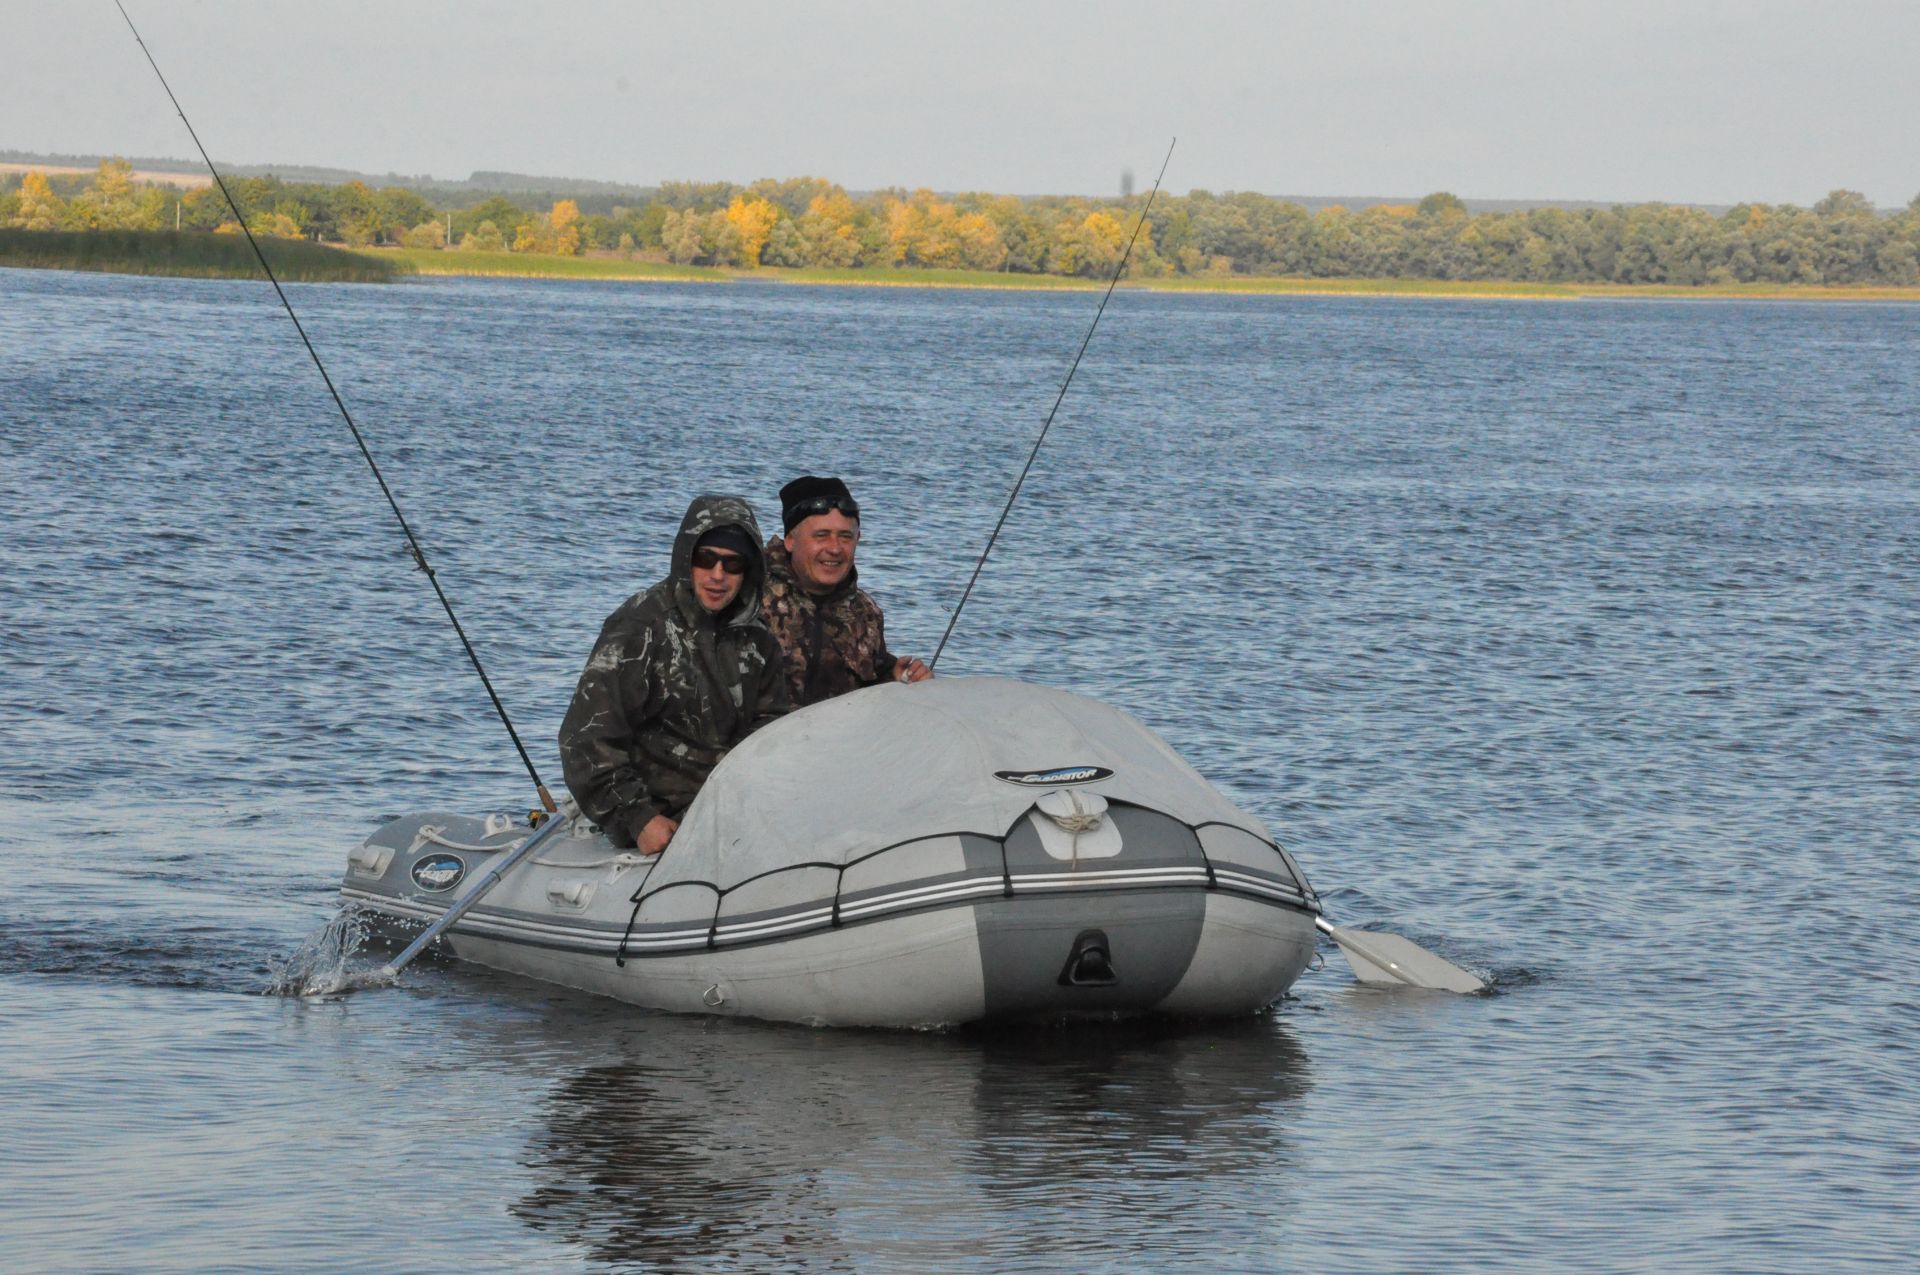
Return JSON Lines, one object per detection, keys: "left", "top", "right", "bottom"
{"left": 513, "top": 1017, "right": 1309, "bottom": 1272}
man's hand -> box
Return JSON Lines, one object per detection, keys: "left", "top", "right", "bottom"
{"left": 638, "top": 814, "right": 679, "bottom": 856}
{"left": 893, "top": 656, "right": 932, "bottom": 684}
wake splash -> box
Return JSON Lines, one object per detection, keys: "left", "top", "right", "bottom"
{"left": 264, "top": 906, "right": 396, "bottom": 997}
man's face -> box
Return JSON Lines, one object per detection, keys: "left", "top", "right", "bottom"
{"left": 785, "top": 510, "right": 860, "bottom": 593}
{"left": 690, "top": 546, "right": 746, "bottom": 613}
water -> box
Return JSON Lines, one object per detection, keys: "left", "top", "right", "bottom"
{"left": 3, "top": 267, "right": 1917, "bottom": 1271}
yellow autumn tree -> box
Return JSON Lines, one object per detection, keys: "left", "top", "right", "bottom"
{"left": 11, "top": 170, "right": 64, "bottom": 230}
{"left": 512, "top": 216, "right": 551, "bottom": 254}
{"left": 953, "top": 211, "right": 1007, "bottom": 271}
{"left": 724, "top": 196, "right": 780, "bottom": 267}
{"left": 550, "top": 199, "right": 582, "bottom": 255}
{"left": 1052, "top": 209, "right": 1128, "bottom": 277}
{"left": 70, "top": 159, "right": 168, "bottom": 231}
{"left": 884, "top": 190, "right": 965, "bottom": 267}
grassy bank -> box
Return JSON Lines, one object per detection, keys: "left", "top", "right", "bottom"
{"left": 0, "top": 228, "right": 406, "bottom": 282}
{"left": 1142, "top": 275, "right": 1579, "bottom": 298}
{"left": 1135, "top": 276, "right": 1920, "bottom": 300}
{"left": 451, "top": 254, "right": 1920, "bottom": 301}
{"left": 763, "top": 265, "right": 1102, "bottom": 290}
{"left": 391, "top": 247, "right": 729, "bottom": 282}
{"left": 11, "top": 233, "right": 1919, "bottom": 301}
{"left": 1564, "top": 281, "right": 1920, "bottom": 302}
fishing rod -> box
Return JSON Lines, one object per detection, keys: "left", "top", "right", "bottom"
{"left": 114, "top": 1, "right": 557, "bottom": 816}
{"left": 926, "top": 138, "right": 1175, "bottom": 672}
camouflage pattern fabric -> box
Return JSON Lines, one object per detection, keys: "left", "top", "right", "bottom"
{"left": 558, "top": 495, "right": 788, "bottom": 848}
{"left": 760, "top": 537, "right": 897, "bottom": 708}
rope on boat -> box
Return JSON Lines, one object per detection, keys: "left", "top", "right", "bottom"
{"left": 1039, "top": 790, "right": 1104, "bottom": 871}
{"left": 528, "top": 851, "right": 652, "bottom": 881}
{"left": 413, "top": 825, "right": 529, "bottom": 855}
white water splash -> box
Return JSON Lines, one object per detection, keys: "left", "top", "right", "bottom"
{"left": 264, "top": 906, "right": 396, "bottom": 997}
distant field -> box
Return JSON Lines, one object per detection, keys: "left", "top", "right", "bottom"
{"left": 0, "top": 228, "right": 404, "bottom": 282}
{"left": 0, "top": 161, "right": 209, "bottom": 189}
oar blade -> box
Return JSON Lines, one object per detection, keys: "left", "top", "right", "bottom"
{"left": 1323, "top": 922, "right": 1487, "bottom": 994}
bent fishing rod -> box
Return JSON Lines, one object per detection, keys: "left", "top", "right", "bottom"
{"left": 115, "top": 1, "right": 557, "bottom": 815}
{"left": 927, "top": 139, "right": 1175, "bottom": 671}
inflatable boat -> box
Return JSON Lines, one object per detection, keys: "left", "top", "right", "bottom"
{"left": 340, "top": 677, "right": 1323, "bottom": 1027}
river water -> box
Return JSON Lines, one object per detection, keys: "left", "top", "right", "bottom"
{"left": 2, "top": 267, "right": 1916, "bottom": 1272}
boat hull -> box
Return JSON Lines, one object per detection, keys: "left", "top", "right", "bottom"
{"left": 342, "top": 806, "right": 1319, "bottom": 1028}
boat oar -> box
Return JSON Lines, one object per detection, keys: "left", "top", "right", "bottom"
{"left": 379, "top": 814, "right": 572, "bottom": 980}
{"left": 1314, "top": 915, "right": 1486, "bottom": 993}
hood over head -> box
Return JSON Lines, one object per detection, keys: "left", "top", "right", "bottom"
{"left": 669, "top": 494, "right": 768, "bottom": 626}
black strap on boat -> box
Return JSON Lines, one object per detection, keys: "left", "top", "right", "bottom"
{"left": 928, "top": 138, "right": 1175, "bottom": 672}
{"left": 614, "top": 893, "right": 645, "bottom": 968}
{"left": 114, "top": 1, "right": 557, "bottom": 817}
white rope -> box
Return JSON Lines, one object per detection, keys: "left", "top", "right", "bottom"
{"left": 1046, "top": 791, "right": 1102, "bottom": 871}
{"left": 414, "top": 824, "right": 528, "bottom": 854}
{"left": 529, "top": 851, "right": 646, "bottom": 871}
{"left": 529, "top": 851, "right": 651, "bottom": 882}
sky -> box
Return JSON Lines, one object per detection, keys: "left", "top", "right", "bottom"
{"left": 7, "top": 0, "right": 1918, "bottom": 208}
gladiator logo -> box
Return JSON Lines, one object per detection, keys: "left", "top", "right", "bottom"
{"left": 410, "top": 853, "right": 466, "bottom": 893}
{"left": 993, "top": 766, "right": 1114, "bottom": 787}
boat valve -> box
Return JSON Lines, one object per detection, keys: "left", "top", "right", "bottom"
{"left": 1057, "top": 929, "right": 1117, "bottom": 987}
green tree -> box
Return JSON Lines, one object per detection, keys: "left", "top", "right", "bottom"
{"left": 332, "top": 181, "right": 382, "bottom": 246}
{"left": 67, "top": 159, "right": 166, "bottom": 230}
{"left": 1813, "top": 189, "right": 1873, "bottom": 216}
{"left": 661, "top": 209, "right": 703, "bottom": 263}
{"left": 377, "top": 187, "right": 438, "bottom": 243}
{"left": 461, "top": 219, "right": 505, "bottom": 251}
{"left": 655, "top": 180, "right": 737, "bottom": 211}
{"left": 762, "top": 218, "right": 808, "bottom": 267}
{"left": 455, "top": 196, "right": 527, "bottom": 243}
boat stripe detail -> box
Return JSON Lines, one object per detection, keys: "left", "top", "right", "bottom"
{"left": 344, "top": 862, "right": 1314, "bottom": 958}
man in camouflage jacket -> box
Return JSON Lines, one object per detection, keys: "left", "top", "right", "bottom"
{"left": 761, "top": 475, "right": 931, "bottom": 708}
{"left": 559, "top": 495, "right": 787, "bottom": 854}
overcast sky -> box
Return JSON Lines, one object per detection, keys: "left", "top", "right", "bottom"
{"left": 8, "top": 0, "right": 1917, "bottom": 207}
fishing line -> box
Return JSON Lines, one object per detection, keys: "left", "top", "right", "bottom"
{"left": 927, "top": 138, "right": 1175, "bottom": 672}
{"left": 114, "top": 1, "right": 557, "bottom": 814}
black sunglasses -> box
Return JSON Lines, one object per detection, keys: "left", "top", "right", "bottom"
{"left": 789, "top": 494, "right": 860, "bottom": 522}
{"left": 690, "top": 547, "right": 749, "bottom": 575}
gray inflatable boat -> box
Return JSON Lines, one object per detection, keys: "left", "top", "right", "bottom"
{"left": 340, "top": 677, "right": 1321, "bottom": 1027}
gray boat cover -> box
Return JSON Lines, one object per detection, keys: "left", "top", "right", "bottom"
{"left": 653, "top": 676, "right": 1269, "bottom": 890}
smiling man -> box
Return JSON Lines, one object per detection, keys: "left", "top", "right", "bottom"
{"left": 559, "top": 495, "right": 788, "bottom": 855}
{"left": 761, "top": 475, "right": 931, "bottom": 709}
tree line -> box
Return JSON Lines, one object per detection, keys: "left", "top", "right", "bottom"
{"left": 8, "top": 160, "right": 1920, "bottom": 286}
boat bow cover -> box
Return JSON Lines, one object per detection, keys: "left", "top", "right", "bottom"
{"left": 653, "top": 676, "right": 1269, "bottom": 890}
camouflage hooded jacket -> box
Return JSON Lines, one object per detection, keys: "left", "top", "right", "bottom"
{"left": 760, "top": 537, "right": 898, "bottom": 708}
{"left": 558, "top": 495, "right": 788, "bottom": 847}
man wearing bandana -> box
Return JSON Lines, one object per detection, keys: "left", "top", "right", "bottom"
{"left": 761, "top": 475, "right": 932, "bottom": 708}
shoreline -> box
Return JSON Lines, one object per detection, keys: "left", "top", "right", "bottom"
{"left": 372, "top": 251, "right": 1920, "bottom": 301}
{"left": 8, "top": 238, "right": 1920, "bottom": 301}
